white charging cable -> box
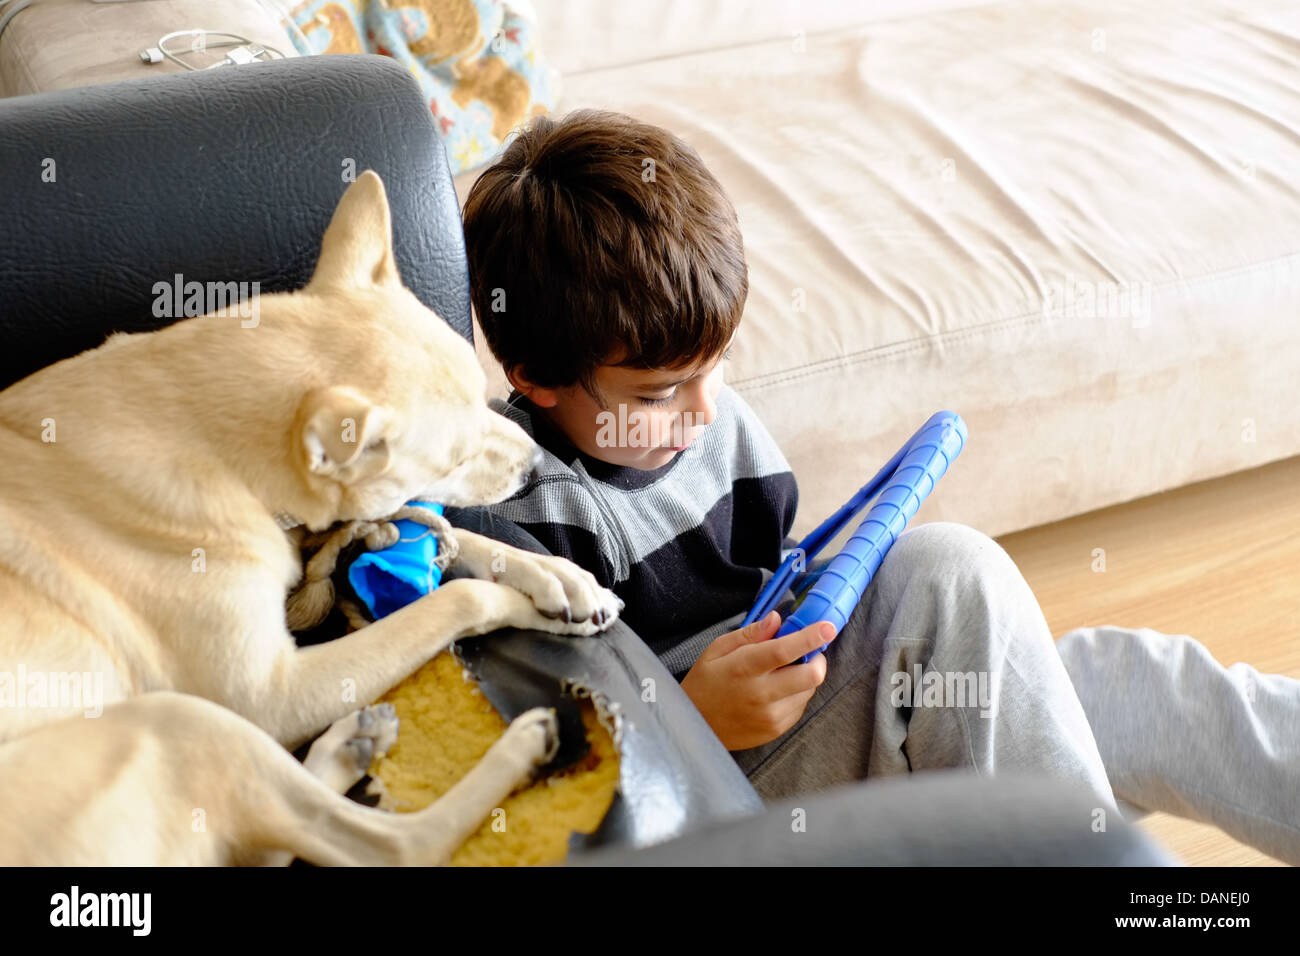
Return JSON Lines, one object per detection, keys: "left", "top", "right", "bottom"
{"left": 139, "top": 29, "right": 287, "bottom": 70}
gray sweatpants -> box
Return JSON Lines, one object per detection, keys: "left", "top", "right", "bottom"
{"left": 730, "top": 521, "right": 1300, "bottom": 864}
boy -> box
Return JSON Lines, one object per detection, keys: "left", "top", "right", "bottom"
{"left": 457, "top": 110, "right": 1299, "bottom": 859}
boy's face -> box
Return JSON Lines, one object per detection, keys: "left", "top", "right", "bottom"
{"left": 515, "top": 335, "right": 733, "bottom": 471}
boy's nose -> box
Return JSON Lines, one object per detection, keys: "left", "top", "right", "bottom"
{"left": 693, "top": 389, "right": 719, "bottom": 427}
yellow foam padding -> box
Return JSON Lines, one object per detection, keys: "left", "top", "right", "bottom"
{"left": 369, "top": 650, "right": 620, "bottom": 866}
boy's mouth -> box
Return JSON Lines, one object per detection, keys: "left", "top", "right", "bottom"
{"left": 659, "top": 424, "right": 701, "bottom": 452}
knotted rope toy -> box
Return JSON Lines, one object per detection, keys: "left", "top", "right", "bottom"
{"left": 285, "top": 504, "right": 460, "bottom": 633}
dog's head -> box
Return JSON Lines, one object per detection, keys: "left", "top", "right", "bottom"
{"left": 274, "top": 171, "right": 539, "bottom": 529}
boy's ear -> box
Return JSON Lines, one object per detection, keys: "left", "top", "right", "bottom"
{"left": 309, "top": 170, "right": 401, "bottom": 291}
{"left": 506, "top": 365, "right": 560, "bottom": 408}
{"left": 297, "top": 385, "right": 397, "bottom": 485}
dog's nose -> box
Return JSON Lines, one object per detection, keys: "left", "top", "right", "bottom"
{"left": 527, "top": 444, "right": 545, "bottom": 479}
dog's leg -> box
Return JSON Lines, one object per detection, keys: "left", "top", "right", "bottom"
{"left": 301, "top": 703, "right": 399, "bottom": 795}
{"left": 0, "top": 692, "right": 561, "bottom": 866}
{"left": 262, "top": 574, "right": 620, "bottom": 750}
{"left": 275, "top": 705, "right": 562, "bottom": 866}
{"left": 443, "top": 529, "right": 625, "bottom": 625}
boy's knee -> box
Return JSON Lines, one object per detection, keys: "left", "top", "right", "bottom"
{"left": 880, "top": 522, "right": 1052, "bottom": 671}
{"left": 878, "top": 522, "right": 1033, "bottom": 640}
{"left": 887, "top": 521, "right": 1013, "bottom": 583}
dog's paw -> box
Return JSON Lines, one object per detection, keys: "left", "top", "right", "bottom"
{"left": 303, "top": 703, "right": 400, "bottom": 794}
{"left": 354, "top": 702, "right": 400, "bottom": 757}
{"left": 513, "top": 591, "right": 625, "bottom": 637}
{"left": 494, "top": 552, "right": 624, "bottom": 632}
{"left": 502, "top": 707, "right": 561, "bottom": 776}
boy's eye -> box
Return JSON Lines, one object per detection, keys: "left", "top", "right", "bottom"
{"left": 636, "top": 347, "right": 732, "bottom": 406}
{"left": 638, "top": 392, "right": 676, "bottom": 407}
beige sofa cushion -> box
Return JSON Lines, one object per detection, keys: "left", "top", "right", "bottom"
{"left": 532, "top": 0, "right": 1002, "bottom": 76}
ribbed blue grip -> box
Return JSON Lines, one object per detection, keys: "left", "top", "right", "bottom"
{"left": 776, "top": 412, "right": 967, "bottom": 662}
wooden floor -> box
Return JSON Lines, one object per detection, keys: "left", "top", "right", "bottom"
{"left": 994, "top": 454, "right": 1300, "bottom": 867}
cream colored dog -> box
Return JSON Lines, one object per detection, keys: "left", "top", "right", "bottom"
{"left": 0, "top": 170, "right": 623, "bottom": 865}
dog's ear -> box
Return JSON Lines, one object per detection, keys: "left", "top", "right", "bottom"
{"left": 297, "top": 385, "right": 396, "bottom": 485}
{"left": 308, "top": 170, "right": 401, "bottom": 290}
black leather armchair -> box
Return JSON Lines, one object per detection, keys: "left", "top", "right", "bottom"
{"left": 0, "top": 53, "right": 764, "bottom": 853}
{"left": 0, "top": 54, "right": 1177, "bottom": 866}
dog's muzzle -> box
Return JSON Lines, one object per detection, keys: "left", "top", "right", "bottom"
{"left": 526, "top": 444, "right": 544, "bottom": 480}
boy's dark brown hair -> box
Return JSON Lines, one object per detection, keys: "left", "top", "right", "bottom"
{"left": 462, "top": 109, "right": 747, "bottom": 408}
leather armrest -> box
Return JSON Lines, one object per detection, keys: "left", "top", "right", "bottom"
{"left": 293, "top": 504, "right": 766, "bottom": 852}
{"left": 438, "top": 506, "right": 766, "bottom": 852}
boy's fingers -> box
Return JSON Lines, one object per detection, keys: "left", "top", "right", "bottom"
{"left": 736, "top": 620, "right": 836, "bottom": 677}
{"left": 708, "top": 610, "right": 780, "bottom": 659}
{"left": 760, "top": 651, "right": 828, "bottom": 703}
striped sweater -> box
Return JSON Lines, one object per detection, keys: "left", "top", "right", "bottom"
{"left": 483, "top": 384, "right": 800, "bottom": 680}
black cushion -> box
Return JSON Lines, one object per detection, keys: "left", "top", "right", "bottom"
{"left": 0, "top": 54, "right": 471, "bottom": 390}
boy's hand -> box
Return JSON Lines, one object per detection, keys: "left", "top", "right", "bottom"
{"left": 680, "top": 611, "right": 836, "bottom": 752}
